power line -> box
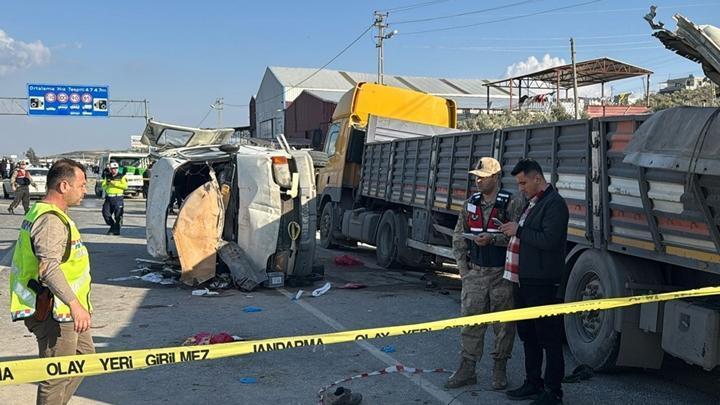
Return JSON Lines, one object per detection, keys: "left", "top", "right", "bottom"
{"left": 536, "top": 2, "right": 719, "bottom": 16}
{"left": 196, "top": 107, "right": 213, "bottom": 127}
{"left": 413, "top": 40, "right": 658, "bottom": 52}
{"left": 447, "top": 33, "right": 650, "bottom": 42}
{"left": 401, "top": 0, "right": 602, "bottom": 35}
{"left": 255, "top": 24, "right": 374, "bottom": 107}
{"left": 382, "top": 0, "right": 454, "bottom": 13}
{"left": 391, "top": 0, "right": 544, "bottom": 25}
{"left": 224, "top": 102, "right": 248, "bottom": 107}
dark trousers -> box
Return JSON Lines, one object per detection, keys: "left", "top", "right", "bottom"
{"left": 10, "top": 185, "right": 30, "bottom": 212}
{"left": 102, "top": 196, "right": 124, "bottom": 229}
{"left": 514, "top": 283, "right": 565, "bottom": 394}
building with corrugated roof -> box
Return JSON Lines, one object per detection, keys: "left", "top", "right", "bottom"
{"left": 252, "top": 66, "right": 513, "bottom": 139}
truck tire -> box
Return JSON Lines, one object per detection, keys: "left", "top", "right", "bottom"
{"left": 376, "top": 210, "right": 400, "bottom": 268}
{"left": 564, "top": 250, "right": 624, "bottom": 371}
{"left": 319, "top": 202, "right": 338, "bottom": 249}
{"left": 376, "top": 210, "right": 430, "bottom": 269}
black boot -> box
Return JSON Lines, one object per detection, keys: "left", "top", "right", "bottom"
{"left": 112, "top": 223, "right": 121, "bottom": 235}
{"left": 107, "top": 222, "right": 115, "bottom": 235}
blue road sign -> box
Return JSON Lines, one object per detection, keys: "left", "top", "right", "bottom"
{"left": 27, "top": 84, "right": 109, "bottom": 117}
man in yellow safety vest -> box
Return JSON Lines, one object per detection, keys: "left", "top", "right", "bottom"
{"left": 101, "top": 161, "right": 128, "bottom": 235}
{"left": 9, "top": 158, "right": 94, "bottom": 405}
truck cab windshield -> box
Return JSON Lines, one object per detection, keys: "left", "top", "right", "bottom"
{"left": 324, "top": 123, "right": 340, "bottom": 156}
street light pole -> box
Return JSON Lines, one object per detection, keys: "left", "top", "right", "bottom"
{"left": 374, "top": 12, "right": 397, "bottom": 85}
{"left": 211, "top": 97, "right": 224, "bottom": 128}
{"left": 570, "top": 38, "right": 579, "bottom": 119}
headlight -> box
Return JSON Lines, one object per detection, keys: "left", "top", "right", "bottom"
{"left": 271, "top": 156, "right": 292, "bottom": 188}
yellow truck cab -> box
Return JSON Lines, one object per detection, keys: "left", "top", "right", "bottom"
{"left": 316, "top": 82, "right": 456, "bottom": 248}
{"left": 318, "top": 83, "right": 456, "bottom": 196}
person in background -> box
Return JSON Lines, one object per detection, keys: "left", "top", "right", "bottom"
{"left": 446, "top": 157, "right": 525, "bottom": 391}
{"left": 8, "top": 160, "right": 35, "bottom": 215}
{"left": 500, "top": 159, "right": 569, "bottom": 405}
{"left": 9, "top": 158, "right": 94, "bottom": 405}
{"left": 142, "top": 161, "right": 154, "bottom": 199}
{"left": 0, "top": 158, "right": 8, "bottom": 179}
{"left": 101, "top": 161, "right": 127, "bottom": 235}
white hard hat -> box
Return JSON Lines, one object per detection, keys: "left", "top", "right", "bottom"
{"left": 109, "top": 162, "right": 119, "bottom": 169}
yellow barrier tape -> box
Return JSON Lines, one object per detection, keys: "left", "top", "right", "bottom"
{"left": 1, "top": 286, "right": 719, "bottom": 386}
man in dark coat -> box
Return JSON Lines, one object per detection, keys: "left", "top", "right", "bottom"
{"left": 499, "top": 159, "right": 569, "bottom": 405}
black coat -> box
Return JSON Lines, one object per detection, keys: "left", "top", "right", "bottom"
{"left": 516, "top": 185, "right": 569, "bottom": 285}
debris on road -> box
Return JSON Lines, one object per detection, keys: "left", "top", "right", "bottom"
{"left": 312, "top": 282, "right": 332, "bottom": 297}
{"left": 333, "top": 255, "right": 364, "bottom": 266}
{"left": 380, "top": 345, "right": 396, "bottom": 353}
{"left": 242, "top": 306, "right": 263, "bottom": 313}
{"left": 337, "top": 283, "right": 367, "bottom": 290}
{"left": 107, "top": 276, "right": 139, "bottom": 282}
{"left": 321, "top": 386, "right": 362, "bottom": 405}
{"left": 192, "top": 288, "right": 220, "bottom": 297}
{"left": 182, "top": 332, "right": 241, "bottom": 345}
{"left": 239, "top": 377, "right": 258, "bottom": 384}
{"left": 318, "top": 366, "right": 452, "bottom": 404}
{"left": 292, "top": 290, "right": 304, "bottom": 300}
{"left": 218, "top": 241, "right": 268, "bottom": 291}
{"left": 107, "top": 271, "right": 177, "bottom": 285}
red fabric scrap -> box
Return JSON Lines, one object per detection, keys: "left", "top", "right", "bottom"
{"left": 338, "top": 282, "right": 367, "bottom": 289}
{"left": 334, "top": 255, "right": 364, "bottom": 266}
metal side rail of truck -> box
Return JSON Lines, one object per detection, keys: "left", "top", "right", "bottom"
{"left": 142, "top": 120, "right": 320, "bottom": 287}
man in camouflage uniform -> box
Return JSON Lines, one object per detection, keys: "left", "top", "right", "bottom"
{"left": 446, "top": 157, "right": 525, "bottom": 390}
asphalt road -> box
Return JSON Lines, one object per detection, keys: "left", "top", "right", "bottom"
{"left": 0, "top": 196, "right": 718, "bottom": 404}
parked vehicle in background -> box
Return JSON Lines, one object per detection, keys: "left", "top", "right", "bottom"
{"left": 94, "top": 152, "right": 150, "bottom": 197}
{"left": 142, "top": 120, "right": 319, "bottom": 286}
{"left": 3, "top": 167, "right": 48, "bottom": 199}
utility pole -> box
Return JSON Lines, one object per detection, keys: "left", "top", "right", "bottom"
{"left": 374, "top": 11, "right": 397, "bottom": 85}
{"left": 570, "top": 38, "right": 579, "bottom": 119}
{"left": 211, "top": 97, "right": 224, "bottom": 128}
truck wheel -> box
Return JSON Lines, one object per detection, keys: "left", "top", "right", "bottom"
{"left": 319, "top": 203, "right": 338, "bottom": 249}
{"left": 376, "top": 210, "right": 400, "bottom": 268}
{"left": 564, "top": 250, "right": 623, "bottom": 371}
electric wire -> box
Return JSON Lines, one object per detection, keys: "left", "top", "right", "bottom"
{"left": 391, "top": 0, "right": 544, "bottom": 25}
{"left": 382, "top": 0, "right": 454, "bottom": 13}
{"left": 401, "top": 0, "right": 602, "bottom": 35}
{"left": 196, "top": 107, "right": 213, "bottom": 127}
{"left": 255, "top": 24, "right": 374, "bottom": 107}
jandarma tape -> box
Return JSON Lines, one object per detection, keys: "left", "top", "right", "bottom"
{"left": 1, "top": 286, "right": 719, "bottom": 386}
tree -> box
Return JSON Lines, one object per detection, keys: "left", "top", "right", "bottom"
{"left": 459, "top": 106, "right": 579, "bottom": 131}
{"left": 25, "top": 148, "right": 39, "bottom": 166}
{"left": 641, "top": 85, "right": 720, "bottom": 112}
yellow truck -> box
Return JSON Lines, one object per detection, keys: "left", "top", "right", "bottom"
{"left": 316, "top": 82, "right": 456, "bottom": 261}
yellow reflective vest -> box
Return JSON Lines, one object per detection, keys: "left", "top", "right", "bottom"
{"left": 9, "top": 202, "right": 92, "bottom": 322}
{"left": 102, "top": 175, "right": 128, "bottom": 196}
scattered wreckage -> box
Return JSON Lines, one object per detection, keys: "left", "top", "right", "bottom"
{"left": 141, "top": 120, "right": 320, "bottom": 291}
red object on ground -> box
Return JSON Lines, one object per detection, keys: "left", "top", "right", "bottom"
{"left": 184, "top": 332, "right": 236, "bottom": 345}
{"left": 338, "top": 283, "right": 367, "bottom": 289}
{"left": 209, "top": 332, "right": 235, "bottom": 344}
{"left": 334, "top": 255, "right": 364, "bottom": 266}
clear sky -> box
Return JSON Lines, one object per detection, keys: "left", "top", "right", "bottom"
{"left": 0, "top": 0, "right": 717, "bottom": 155}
